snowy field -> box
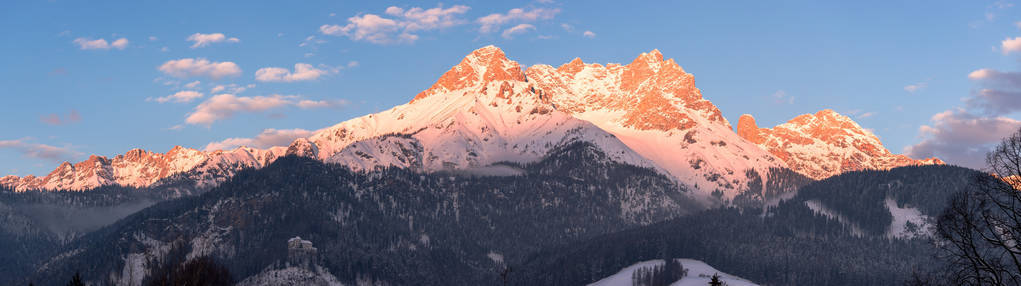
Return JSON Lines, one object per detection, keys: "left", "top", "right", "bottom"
{"left": 588, "top": 258, "right": 757, "bottom": 286}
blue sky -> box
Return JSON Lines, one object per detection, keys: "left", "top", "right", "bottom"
{"left": 1, "top": 0, "right": 1020, "bottom": 175}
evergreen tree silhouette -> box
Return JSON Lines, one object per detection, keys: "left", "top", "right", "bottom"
{"left": 708, "top": 273, "right": 723, "bottom": 286}
{"left": 67, "top": 272, "right": 85, "bottom": 286}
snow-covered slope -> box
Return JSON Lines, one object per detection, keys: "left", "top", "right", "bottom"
{"left": 526, "top": 51, "right": 784, "bottom": 198}
{"left": 589, "top": 258, "right": 757, "bottom": 286}
{"left": 736, "top": 110, "right": 943, "bottom": 180}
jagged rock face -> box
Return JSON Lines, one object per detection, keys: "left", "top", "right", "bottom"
{"left": 736, "top": 110, "right": 944, "bottom": 179}
{"left": 286, "top": 138, "right": 320, "bottom": 158}
{"left": 0, "top": 145, "right": 285, "bottom": 191}
{"left": 525, "top": 50, "right": 783, "bottom": 198}
{"left": 411, "top": 45, "right": 527, "bottom": 103}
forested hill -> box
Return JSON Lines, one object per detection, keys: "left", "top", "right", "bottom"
{"left": 23, "top": 142, "right": 696, "bottom": 286}
{"left": 514, "top": 164, "right": 982, "bottom": 286}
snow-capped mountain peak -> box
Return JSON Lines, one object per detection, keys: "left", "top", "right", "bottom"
{"left": 411, "top": 45, "right": 527, "bottom": 103}
{"left": 736, "top": 110, "right": 943, "bottom": 179}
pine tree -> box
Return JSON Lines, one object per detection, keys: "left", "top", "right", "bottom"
{"left": 67, "top": 272, "right": 85, "bottom": 286}
{"left": 708, "top": 273, "right": 723, "bottom": 286}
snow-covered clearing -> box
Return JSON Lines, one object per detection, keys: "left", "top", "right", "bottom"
{"left": 588, "top": 258, "right": 757, "bottom": 286}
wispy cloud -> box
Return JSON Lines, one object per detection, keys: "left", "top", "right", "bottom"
{"left": 296, "top": 99, "right": 349, "bottom": 109}
{"left": 204, "top": 128, "right": 314, "bottom": 151}
{"left": 185, "top": 94, "right": 347, "bottom": 126}
{"left": 583, "top": 30, "right": 596, "bottom": 38}
{"left": 904, "top": 82, "right": 927, "bottom": 93}
{"left": 39, "top": 110, "right": 82, "bottom": 126}
{"left": 477, "top": 7, "right": 559, "bottom": 34}
{"left": 150, "top": 91, "right": 204, "bottom": 103}
{"left": 256, "top": 63, "right": 335, "bottom": 82}
{"left": 158, "top": 58, "right": 241, "bottom": 79}
{"left": 771, "top": 90, "right": 794, "bottom": 104}
{"left": 187, "top": 33, "right": 240, "bottom": 48}
{"left": 321, "top": 4, "right": 470, "bottom": 44}
{"left": 210, "top": 83, "right": 253, "bottom": 94}
{"left": 501, "top": 24, "right": 534, "bottom": 39}
{"left": 186, "top": 94, "right": 293, "bottom": 126}
{"left": 73, "top": 37, "right": 129, "bottom": 50}
{"left": 0, "top": 139, "right": 81, "bottom": 162}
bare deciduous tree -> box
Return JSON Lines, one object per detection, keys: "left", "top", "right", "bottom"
{"left": 936, "top": 128, "right": 1021, "bottom": 285}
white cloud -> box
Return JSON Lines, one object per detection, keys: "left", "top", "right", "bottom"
{"left": 187, "top": 33, "right": 241, "bottom": 48}
{"left": 158, "top": 58, "right": 242, "bottom": 79}
{"left": 203, "top": 128, "right": 313, "bottom": 151}
{"left": 255, "top": 63, "right": 334, "bottom": 82}
{"left": 111, "top": 38, "right": 129, "bottom": 49}
{"left": 186, "top": 94, "right": 294, "bottom": 126}
{"left": 1003, "top": 37, "right": 1021, "bottom": 54}
{"left": 152, "top": 91, "right": 204, "bottom": 103}
{"left": 296, "top": 99, "right": 349, "bottom": 109}
{"left": 185, "top": 94, "right": 345, "bottom": 125}
{"left": 347, "top": 61, "right": 359, "bottom": 68}
{"left": 321, "top": 4, "right": 470, "bottom": 44}
{"left": 149, "top": 36, "right": 158, "bottom": 41}
{"left": 184, "top": 81, "right": 201, "bottom": 89}
{"left": 583, "top": 30, "right": 596, "bottom": 38}
{"left": 904, "top": 82, "right": 927, "bottom": 93}
{"left": 477, "top": 8, "right": 559, "bottom": 34}
{"left": 969, "top": 68, "right": 995, "bottom": 80}
{"left": 73, "top": 37, "right": 129, "bottom": 50}
{"left": 905, "top": 109, "right": 1021, "bottom": 169}
{"left": 560, "top": 23, "right": 573, "bottom": 32}
{"left": 0, "top": 139, "right": 81, "bottom": 161}
{"left": 501, "top": 24, "right": 534, "bottom": 39}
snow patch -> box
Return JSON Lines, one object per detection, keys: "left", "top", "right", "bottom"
{"left": 885, "top": 197, "right": 933, "bottom": 239}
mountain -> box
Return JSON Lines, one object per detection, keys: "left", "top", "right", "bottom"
{"left": 308, "top": 46, "right": 656, "bottom": 176}
{"left": 736, "top": 110, "right": 943, "bottom": 179}
{"left": 308, "top": 46, "right": 784, "bottom": 199}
